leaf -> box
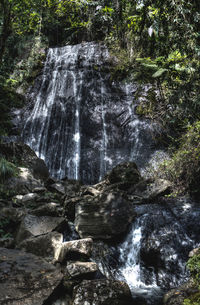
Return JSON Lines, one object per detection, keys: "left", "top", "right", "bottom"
{"left": 152, "top": 68, "right": 168, "bottom": 78}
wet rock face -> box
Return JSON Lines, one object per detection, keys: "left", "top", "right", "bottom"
{"left": 0, "top": 247, "right": 62, "bottom": 305}
{"left": 22, "top": 42, "right": 156, "bottom": 184}
{"left": 133, "top": 201, "right": 200, "bottom": 288}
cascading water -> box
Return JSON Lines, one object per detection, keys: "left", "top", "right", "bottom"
{"left": 22, "top": 42, "right": 157, "bottom": 184}
{"left": 99, "top": 84, "right": 108, "bottom": 180}
{"left": 73, "top": 72, "right": 81, "bottom": 180}
{"left": 106, "top": 200, "right": 200, "bottom": 304}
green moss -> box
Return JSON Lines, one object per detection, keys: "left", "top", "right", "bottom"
{"left": 184, "top": 292, "right": 200, "bottom": 305}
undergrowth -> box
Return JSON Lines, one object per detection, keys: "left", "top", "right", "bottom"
{"left": 183, "top": 250, "right": 200, "bottom": 305}
{"left": 0, "top": 157, "right": 18, "bottom": 183}
{"left": 158, "top": 121, "right": 200, "bottom": 199}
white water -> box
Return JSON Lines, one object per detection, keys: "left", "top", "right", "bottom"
{"left": 99, "top": 84, "right": 108, "bottom": 180}
{"left": 73, "top": 72, "right": 81, "bottom": 180}
{"left": 118, "top": 217, "right": 159, "bottom": 299}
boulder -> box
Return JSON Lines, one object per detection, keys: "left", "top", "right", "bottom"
{"left": 0, "top": 142, "right": 49, "bottom": 181}
{"left": 32, "top": 186, "right": 47, "bottom": 193}
{"left": 72, "top": 279, "right": 132, "bottom": 305}
{"left": 48, "top": 179, "right": 82, "bottom": 197}
{"left": 189, "top": 247, "right": 200, "bottom": 257}
{"left": 8, "top": 167, "right": 43, "bottom": 195}
{"left": 74, "top": 191, "right": 134, "bottom": 239}
{"left": 81, "top": 186, "right": 100, "bottom": 197}
{"left": 0, "top": 247, "right": 62, "bottom": 305}
{"left": 31, "top": 202, "right": 63, "bottom": 217}
{"left": 64, "top": 196, "right": 82, "bottom": 221}
{"left": 142, "top": 178, "right": 172, "bottom": 201}
{"left": 14, "top": 192, "right": 40, "bottom": 205}
{"left": 48, "top": 182, "right": 66, "bottom": 195}
{"left": 65, "top": 261, "right": 98, "bottom": 279}
{"left": 18, "top": 232, "right": 63, "bottom": 261}
{"left": 0, "top": 208, "right": 25, "bottom": 241}
{"left": 0, "top": 207, "right": 25, "bottom": 223}
{"left": 15, "top": 214, "right": 66, "bottom": 245}
{"left": 55, "top": 238, "right": 93, "bottom": 263}
{"left": 163, "top": 280, "right": 198, "bottom": 305}
{"left": 106, "top": 162, "right": 141, "bottom": 185}
{"left": 0, "top": 237, "right": 14, "bottom": 248}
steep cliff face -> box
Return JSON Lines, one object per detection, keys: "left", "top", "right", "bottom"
{"left": 22, "top": 42, "right": 156, "bottom": 184}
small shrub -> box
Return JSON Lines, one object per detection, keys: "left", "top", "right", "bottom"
{"left": 0, "top": 217, "right": 14, "bottom": 238}
{"left": 0, "top": 157, "right": 18, "bottom": 183}
{"left": 187, "top": 251, "right": 200, "bottom": 285}
{"left": 158, "top": 121, "right": 200, "bottom": 198}
{"left": 183, "top": 252, "right": 200, "bottom": 305}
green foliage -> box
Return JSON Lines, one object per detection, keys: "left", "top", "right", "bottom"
{"left": 0, "top": 217, "right": 13, "bottom": 238}
{"left": 0, "top": 84, "right": 24, "bottom": 136}
{"left": 183, "top": 252, "right": 200, "bottom": 305}
{"left": 184, "top": 297, "right": 200, "bottom": 305}
{"left": 159, "top": 121, "right": 200, "bottom": 197}
{"left": 187, "top": 251, "right": 200, "bottom": 285}
{"left": 0, "top": 157, "right": 18, "bottom": 183}
{"left": 0, "top": 213, "right": 16, "bottom": 238}
{"left": 10, "top": 36, "right": 47, "bottom": 90}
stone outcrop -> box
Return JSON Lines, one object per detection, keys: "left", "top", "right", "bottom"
{"left": 0, "top": 142, "right": 49, "bottom": 181}
{"left": 63, "top": 163, "right": 143, "bottom": 238}
{"left": 75, "top": 190, "right": 134, "bottom": 239}
{"left": 14, "top": 192, "right": 40, "bottom": 205}
{"left": 8, "top": 167, "right": 43, "bottom": 195}
{"left": 163, "top": 280, "right": 198, "bottom": 305}
{"left": 72, "top": 279, "right": 132, "bottom": 305}
{"left": 17, "top": 231, "right": 63, "bottom": 261}
{"left": 129, "top": 178, "right": 172, "bottom": 202}
{"left": 31, "top": 202, "right": 63, "bottom": 217}
{"left": 106, "top": 162, "right": 141, "bottom": 185}
{"left": 0, "top": 247, "right": 62, "bottom": 305}
{"left": 55, "top": 238, "right": 93, "bottom": 263}
{"left": 0, "top": 145, "right": 194, "bottom": 305}
{"left": 65, "top": 261, "right": 99, "bottom": 279}
{"left": 15, "top": 214, "right": 66, "bottom": 245}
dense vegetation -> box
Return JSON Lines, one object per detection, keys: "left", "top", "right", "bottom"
{"left": 0, "top": 1, "right": 199, "bottom": 185}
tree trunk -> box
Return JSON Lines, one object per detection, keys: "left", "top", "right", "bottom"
{"left": 0, "top": 0, "right": 12, "bottom": 64}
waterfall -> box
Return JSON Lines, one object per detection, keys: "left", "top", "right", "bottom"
{"left": 99, "top": 84, "right": 108, "bottom": 180}
{"left": 73, "top": 72, "right": 81, "bottom": 180}
{"left": 118, "top": 217, "right": 148, "bottom": 289}
{"left": 115, "top": 216, "right": 161, "bottom": 304}
{"left": 22, "top": 42, "right": 156, "bottom": 184}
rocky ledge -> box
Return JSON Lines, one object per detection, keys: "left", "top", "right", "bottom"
{"left": 0, "top": 142, "right": 181, "bottom": 305}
